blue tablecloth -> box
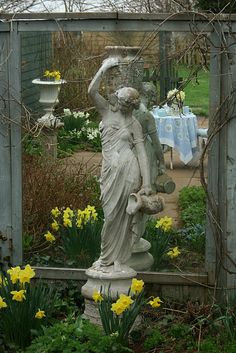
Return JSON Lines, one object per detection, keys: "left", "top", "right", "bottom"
{"left": 151, "top": 111, "right": 199, "bottom": 164}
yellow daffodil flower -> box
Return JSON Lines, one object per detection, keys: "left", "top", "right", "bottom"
{"left": 44, "top": 231, "right": 56, "bottom": 243}
{"left": 64, "top": 207, "right": 74, "bottom": 218}
{"left": 51, "top": 219, "right": 59, "bottom": 231}
{"left": 44, "top": 70, "right": 50, "bottom": 77}
{"left": 130, "top": 278, "right": 144, "bottom": 294}
{"left": 43, "top": 70, "right": 61, "bottom": 81}
{"left": 11, "top": 289, "right": 26, "bottom": 302}
{"left": 117, "top": 294, "right": 133, "bottom": 309}
{"left": 167, "top": 246, "right": 181, "bottom": 259}
{"left": 63, "top": 217, "right": 72, "bottom": 228}
{"left": 18, "top": 265, "right": 35, "bottom": 285}
{"left": 51, "top": 207, "right": 60, "bottom": 218}
{"left": 92, "top": 290, "right": 103, "bottom": 303}
{"left": 0, "top": 296, "right": 7, "bottom": 309}
{"left": 155, "top": 216, "right": 173, "bottom": 232}
{"left": 7, "top": 266, "right": 21, "bottom": 284}
{"left": 87, "top": 205, "right": 98, "bottom": 221}
{"left": 35, "top": 309, "right": 46, "bottom": 319}
{"left": 111, "top": 301, "right": 126, "bottom": 316}
{"left": 148, "top": 296, "right": 163, "bottom": 308}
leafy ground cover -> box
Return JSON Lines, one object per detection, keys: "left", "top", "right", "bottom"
{"left": 2, "top": 276, "right": 236, "bottom": 353}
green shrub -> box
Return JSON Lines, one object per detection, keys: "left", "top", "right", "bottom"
{"left": 178, "top": 186, "right": 206, "bottom": 227}
{"left": 170, "top": 323, "right": 191, "bottom": 338}
{"left": 177, "top": 224, "right": 205, "bottom": 254}
{"left": 178, "top": 186, "right": 206, "bottom": 210}
{"left": 24, "top": 317, "right": 133, "bottom": 353}
{"left": 144, "top": 328, "right": 165, "bottom": 351}
{"left": 199, "top": 337, "right": 219, "bottom": 353}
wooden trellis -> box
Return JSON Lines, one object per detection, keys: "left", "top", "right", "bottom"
{"left": 0, "top": 12, "right": 236, "bottom": 300}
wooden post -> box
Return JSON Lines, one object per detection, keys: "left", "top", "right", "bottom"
{"left": 205, "top": 28, "right": 221, "bottom": 286}
{"left": 159, "top": 31, "right": 167, "bottom": 103}
{"left": 0, "top": 23, "right": 22, "bottom": 269}
{"left": 207, "top": 28, "right": 236, "bottom": 300}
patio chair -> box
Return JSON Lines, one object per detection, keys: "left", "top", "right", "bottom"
{"left": 197, "top": 128, "right": 208, "bottom": 150}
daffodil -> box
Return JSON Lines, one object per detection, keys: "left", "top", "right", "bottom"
{"left": 130, "top": 278, "right": 144, "bottom": 294}
{"left": 43, "top": 69, "right": 61, "bottom": 81}
{"left": 63, "top": 217, "right": 72, "bottom": 228}
{"left": 51, "top": 207, "right": 60, "bottom": 218}
{"left": 167, "top": 246, "right": 181, "bottom": 259}
{"left": 7, "top": 266, "right": 21, "bottom": 284}
{"left": 35, "top": 309, "right": 46, "bottom": 319}
{"left": 155, "top": 216, "right": 173, "bottom": 232}
{"left": 64, "top": 207, "right": 74, "bottom": 218}
{"left": 44, "top": 231, "right": 56, "bottom": 243}
{"left": 117, "top": 294, "right": 133, "bottom": 309}
{"left": 18, "top": 265, "right": 35, "bottom": 285}
{"left": 148, "top": 296, "right": 163, "bottom": 308}
{"left": 0, "top": 296, "right": 7, "bottom": 309}
{"left": 111, "top": 301, "right": 126, "bottom": 316}
{"left": 92, "top": 290, "right": 103, "bottom": 303}
{"left": 51, "top": 219, "right": 59, "bottom": 231}
{"left": 11, "top": 289, "right": 26, "bottom": 302}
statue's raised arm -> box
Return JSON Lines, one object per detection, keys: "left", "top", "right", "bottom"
{"left": 88, "top": 57, "right": 119, "bottom": 113}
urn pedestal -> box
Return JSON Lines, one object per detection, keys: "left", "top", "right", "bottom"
{"left": 32, "top": 78, "right": 66, "bottom": 158}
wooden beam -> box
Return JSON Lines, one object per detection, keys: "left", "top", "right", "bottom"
{"left": 34, "top": 266, "right": 208, "bottom": 286}
{"left": 0, "top": 12, "right": 217, "bottom": 33}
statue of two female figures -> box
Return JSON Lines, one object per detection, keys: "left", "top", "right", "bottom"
{"left": 88, "top": 57, "right": 164, "bottom": 273}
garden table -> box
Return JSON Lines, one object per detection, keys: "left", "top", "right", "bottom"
{"left": 151, "top": 109, "right": 199, "bottom": 169}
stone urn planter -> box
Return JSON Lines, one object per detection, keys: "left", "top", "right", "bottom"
{"left": 32, "top": 78, "right": 66, "bottom": 128}
{"left": 32, "top": 78, "right": 66, "bottom": 158}
{"left": 103, "top": 45, "right": 144, "bottom": 96}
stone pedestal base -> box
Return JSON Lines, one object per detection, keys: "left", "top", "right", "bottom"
{"left": 126, "top": 238, "right": 154, "bottom": 271}
{"left": 81, "top": 264, "right": 140, "bottom": 329}
{"left": 82, "top": 264, "right": 137, "bottom": 300}
{"left": 83, "top": 298, "right": 103, "bottom": 327}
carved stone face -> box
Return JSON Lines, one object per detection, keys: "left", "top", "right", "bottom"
{"left": 116, "top": 87, "right": 140, "bottom": 112}
{"left": 141, "top": 82, "right": 157, "bottom": 108}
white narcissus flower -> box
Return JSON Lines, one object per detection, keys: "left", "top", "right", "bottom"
{"left": 167, "top": 88, "right": 178, "bottom": 99}
{"left": 176, "top": 91, "right": 185, "bottom": 101}
{"left": 167, "top": 88, "right": 185, "bottom": 102}
{"left": 63, "top": 108, "right": 71, "bottom": 116}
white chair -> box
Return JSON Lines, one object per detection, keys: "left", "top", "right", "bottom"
{"left": 197, "top": 128, "right": 208, "bottom": 150}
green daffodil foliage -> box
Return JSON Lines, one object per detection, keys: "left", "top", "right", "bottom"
{"left": 44, "top": 205, "right": 103, "bottom": 267}
{"left": 0, "top": 265, "right": 57, "bottom": 349}
{"left": 93, "top": 278, "right": 163, "bottom": 345}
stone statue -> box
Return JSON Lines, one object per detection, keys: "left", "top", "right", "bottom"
{"left": 134, "top": 82, "right": 166, "bottom": 189}
{"left": 88, "top": 57, "right": 157, "bottom": 271}
{"left": 125, "top": 82, "right": 175, "bottom": 271}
